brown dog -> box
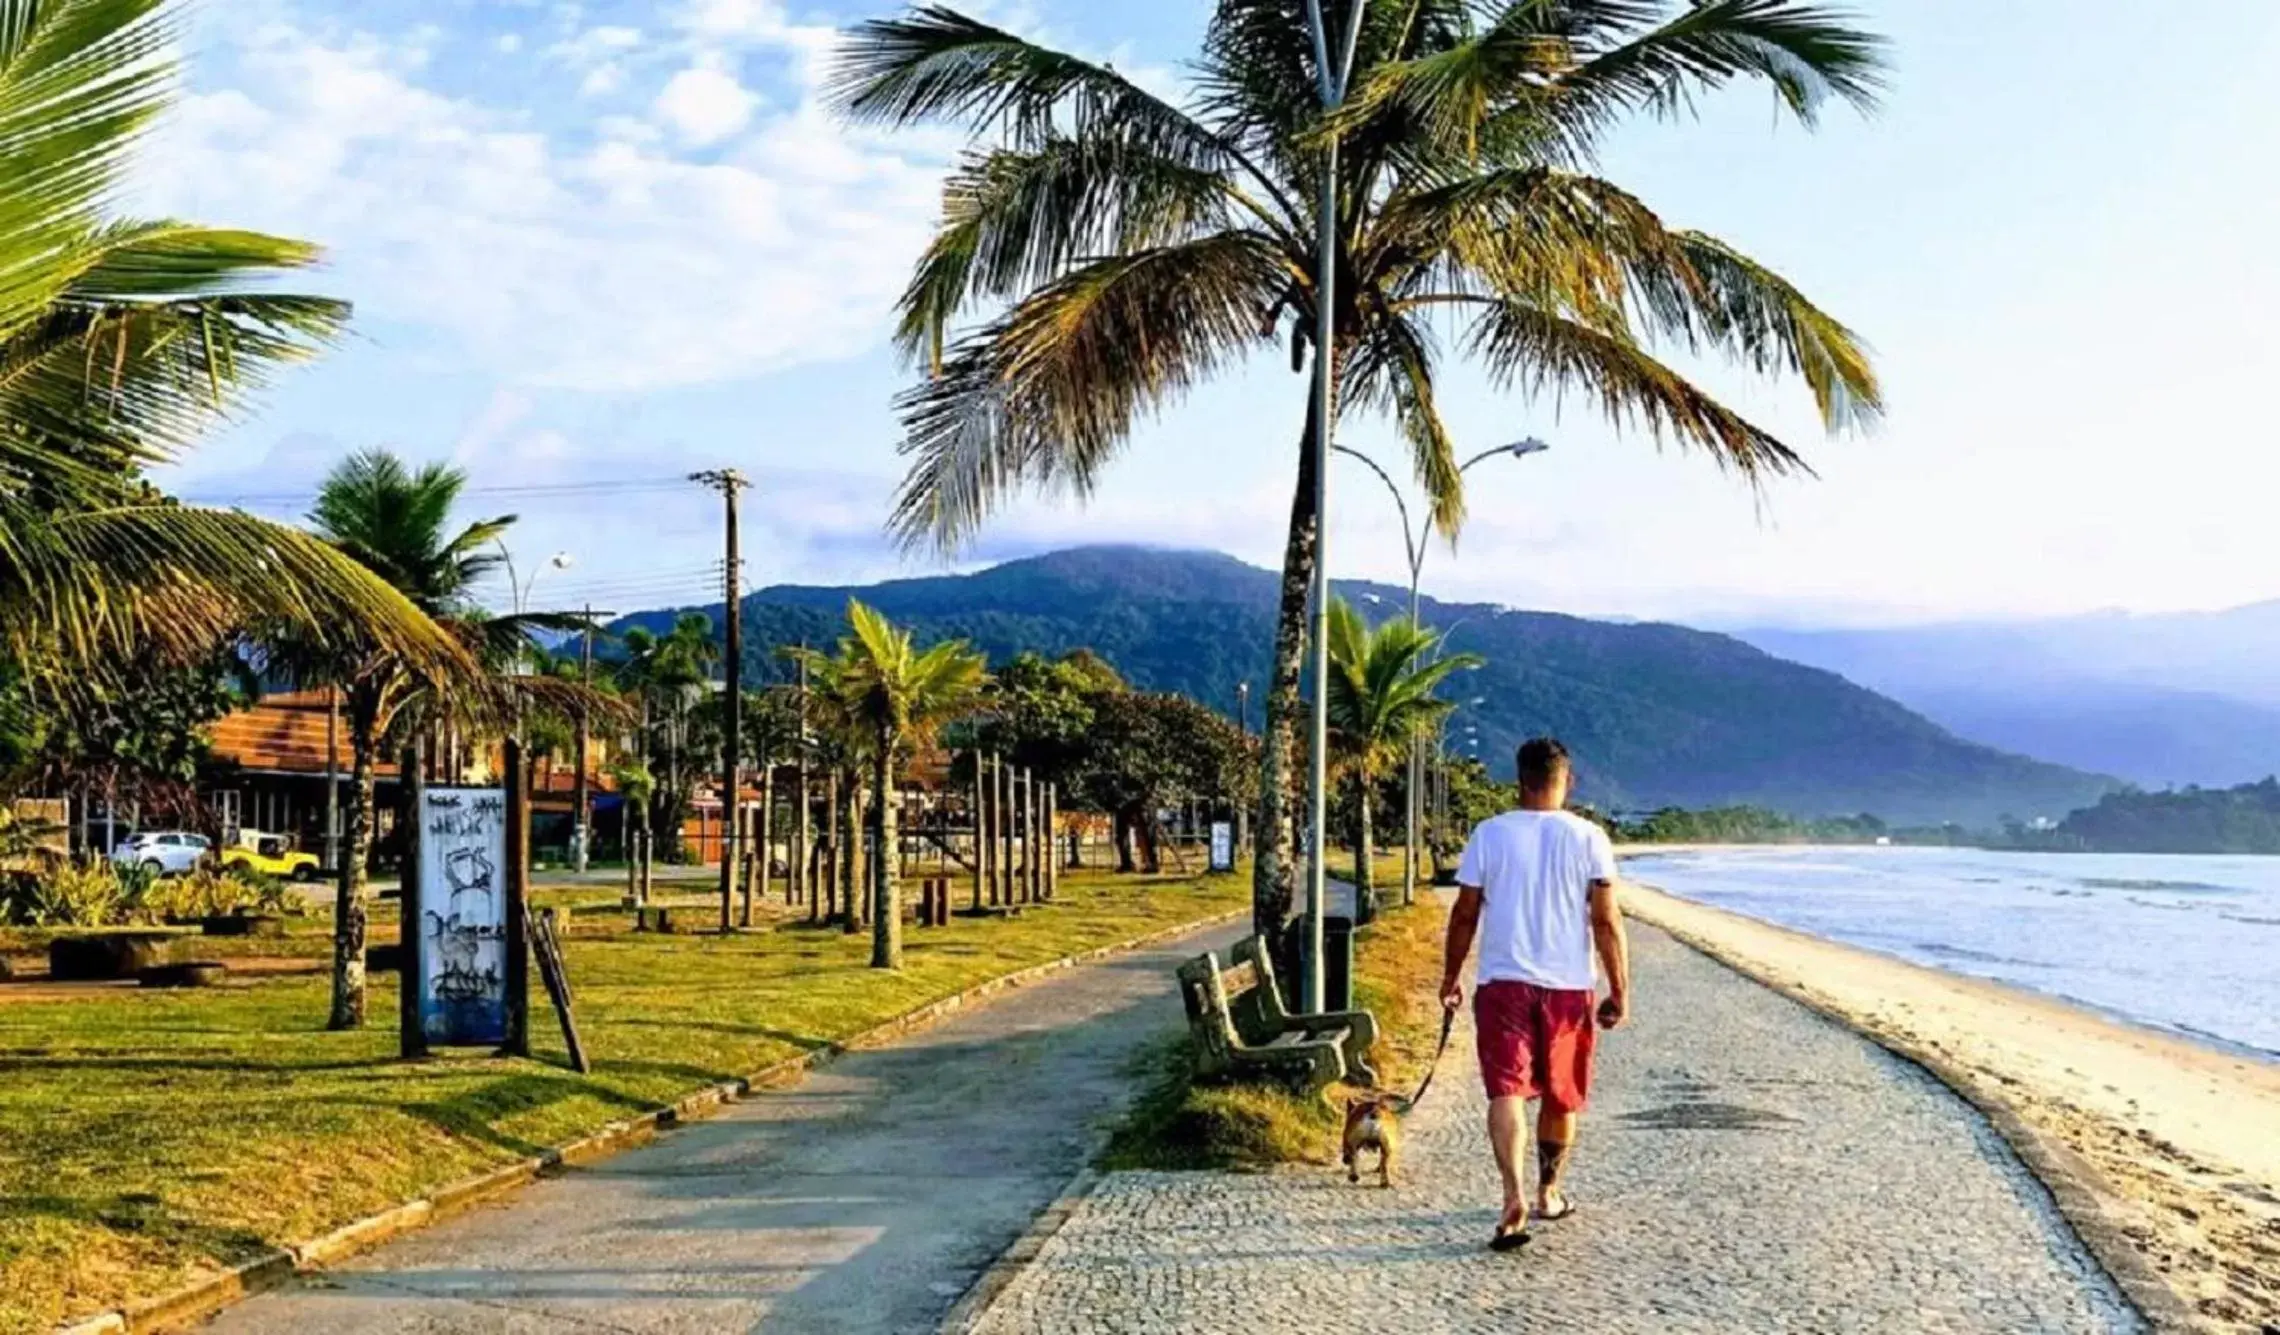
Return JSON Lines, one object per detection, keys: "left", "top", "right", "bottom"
{"left": 1341, "top": 1093, "right": 1404, "bottom": 1188}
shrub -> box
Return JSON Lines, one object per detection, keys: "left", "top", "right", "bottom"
{"left": 142, "top": 867, "right": 283, "bottom": 920}
{"left": 9, "top": 858, "right": 132, "bottom": 927}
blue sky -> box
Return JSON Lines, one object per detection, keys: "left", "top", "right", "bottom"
{"left": 145, "top": 0, "right": 2280, "bottom": 627}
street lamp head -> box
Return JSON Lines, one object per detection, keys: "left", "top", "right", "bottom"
{"left": 1502, "top": 437, "right": 1551, "bottom": 460}
{"left": 548, "top": 552, "right": 574, "bottom": 570}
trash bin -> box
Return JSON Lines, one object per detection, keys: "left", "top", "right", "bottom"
{"left": 1324, "top": 914, "right": 1356, "bottom": 1012}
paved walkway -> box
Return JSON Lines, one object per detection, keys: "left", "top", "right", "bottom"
{"left": 204, "top": 918, "right": 1247, "bottom": 1335}
{"left": 975, "top": 922, "right": 2142, "bottom": 1334}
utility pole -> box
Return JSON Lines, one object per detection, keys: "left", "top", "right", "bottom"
{"left": 692, "top": 469, "right": 749, "bottom": 933}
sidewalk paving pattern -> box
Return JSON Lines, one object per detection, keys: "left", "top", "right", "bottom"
{"left": 975, "top": 924, "right": 2141, "bottom": 1335}
{"left": 201, "top": 918, "right": 1248, "bottom": 1335}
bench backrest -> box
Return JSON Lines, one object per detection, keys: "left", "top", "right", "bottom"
{"left": 1175, "top": 950, "right": 1245, "bottom": 1068}
{"left": 1234, "top": 934, "right": 1296, "bottom": 1028}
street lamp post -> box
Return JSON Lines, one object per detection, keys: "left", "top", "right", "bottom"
{"left": 1298, "top": 0, "right": 1368, "bottom": 1016}
{"left": 1331, "top": 439, "right": 1546, "bottom": 908}
{"left": 495, "top": 544, "right": 570, "bottom": 840}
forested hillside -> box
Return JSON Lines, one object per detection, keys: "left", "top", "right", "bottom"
{"left": 615, "top": 546, "right": 2113, "bottom": 826}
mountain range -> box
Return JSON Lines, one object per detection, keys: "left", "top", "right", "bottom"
{"left": 1744, "top": 605, "right": 2280, "bottom": 789}
{"left": 613, "top": 546, "right": 2115, "bottom": 827}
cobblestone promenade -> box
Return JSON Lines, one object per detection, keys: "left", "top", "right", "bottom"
{"left": 975, "top": 924, "right": 2141, "bottom": 1334}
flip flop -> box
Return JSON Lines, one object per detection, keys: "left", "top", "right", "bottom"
{"left": 1536, "top": 1193, "right": 1577, "bottom": 1223}
{"left": 1489, "top": 1212, "right": 1532, "bottom": 1253}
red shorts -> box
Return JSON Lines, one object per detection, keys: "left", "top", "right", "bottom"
{"left": 1474, "top": 980, "right": 1597, "bottom": 1112}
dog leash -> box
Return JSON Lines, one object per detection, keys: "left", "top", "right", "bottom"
{"left": 1396, "top": 1006, "right": 1459, "bottom": 1112}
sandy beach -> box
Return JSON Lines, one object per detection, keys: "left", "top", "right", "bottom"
{"left": 1622, "top": 880, "right": 2280, "bottom": 1332}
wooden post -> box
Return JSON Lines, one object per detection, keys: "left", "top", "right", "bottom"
{"left": 978, "top": 756, "right": 991, "bottom": 907}
{"left": 970, "top": 753, "right": 985, "bottom": 914}
{"left": 1014, "top": 768, "right": 1029, "bottom": 903}
{"left": 1028, "top": 770, "right": 1044, "bottom": 903}
{"left": 997, "top": 755, "right": 1014, "bottom": 907}
{"left": 794, "top": 651, "right": 811, "bottom": 918}
{"left": 502, "top": 737, "right": 531, "bottom": 1059}
{"left": 1046, "top": 782, "right": 1059, "bottom": 900}
{"left": 755, "top": 763, "right": 773, "bottom": 919}
{"left": 398, "top": 738, "right": 427, "bottom": 1060}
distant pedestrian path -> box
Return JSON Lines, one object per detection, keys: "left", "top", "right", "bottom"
{"left": 202, "top": 918, "right": 1247, "bottom": 1335}
{"left": 975, "top": 924, "right": 2140, "bottom": 1334}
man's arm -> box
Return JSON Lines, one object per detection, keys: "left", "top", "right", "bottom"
{"left": 1439, "top": 886, "right": 1482, "bottom": 1012}
{"left": 1588, "top": 878, "right": 1630, "bottom": 1029}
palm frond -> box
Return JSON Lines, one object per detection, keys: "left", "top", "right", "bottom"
{"left": 1547, "top": 0, "right": 1885, "bottom": 128}
{"left": 0, "top": 223, "right": 346, "bottom": 503}
{"left": 1465, "top": 297, "right": 1806, "bottom": 477}
{"left": 0, "top": 0, "right": 178, "bottom": 337}
{"left": 895, "top": 133, "right": 1254, "bottom": 369}
{"left": 889, "top": 231, "right": 1291, "bottom": 552}
{"left": 1340, "top": 0, "right": 1884, "bottom": 168}
{"left": 1346, "top": 312, "right": 1464, "bottom": 539}
{"left": 4, "top": 500, "right": 473, "bottom": 678}
{"left": 1375, "top": 167, "right": 1685, "bottom": 338}
{"left": 831, "top": 6, "right": 1234, "bottom": 165}
{"left": 1657, "top": 229, "right": 1881, "bottom": 431}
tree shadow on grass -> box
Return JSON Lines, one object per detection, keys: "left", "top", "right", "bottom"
{"left": 0, "top": 1052, "right": 407, "bottom": 1077}
{"left": 602, "top": 1017, "right": 835, "bottom": 1050}
{"left": 6, "top": 1190, "right": 276, "bottom": 1267}
{"left": 314, "top": 1072, "right": 662, "bottom": 1160}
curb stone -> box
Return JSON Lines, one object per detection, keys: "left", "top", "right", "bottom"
{"left": 1628, "top": 897, "right": 2201, "bottom": 1335}
{"left": 48, "top": 902, "right": 1249, "bottom": 1335}
{"left": 938, "top": 1167, "right": 1101, "bottom": 1334}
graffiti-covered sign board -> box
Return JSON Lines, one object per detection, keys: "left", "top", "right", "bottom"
{"left": 416, "top": 787, "right": 509, "bottom": 1046}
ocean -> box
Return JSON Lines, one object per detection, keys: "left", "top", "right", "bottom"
{"left": 1622, "top": 845, "right": 2280, "bottom": 1060}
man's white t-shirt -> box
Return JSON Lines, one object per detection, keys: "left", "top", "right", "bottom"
{"left": 1456, "top": 810, "right": 1617, "bottom": 991}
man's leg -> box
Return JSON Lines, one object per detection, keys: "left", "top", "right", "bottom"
{"left": 1536, "top": 1105, "right": 1578, "bottom": 1213}
{"left": 1488, "top": 1095, "right": 1530, "bottom": 1226}
{"left": 1534, "top": 987, "right": 1597, "bottom": 1216}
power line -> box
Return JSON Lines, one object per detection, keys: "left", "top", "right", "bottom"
{"left": 182, "top": 476, "right": 698, "bottom": 506}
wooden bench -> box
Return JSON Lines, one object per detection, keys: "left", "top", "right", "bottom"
{"left": 1175, "top": 949, "right": 1348, "bottom": 1093}
{"left": 1227, "top": 934, "right": 1382, "bottom": 1089}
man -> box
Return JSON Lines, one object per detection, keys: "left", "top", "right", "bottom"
{"left": 1437, "top": 737, "right": 1631, "bottom": 1251}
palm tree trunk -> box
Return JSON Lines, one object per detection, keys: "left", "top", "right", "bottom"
{"left": 1354, "top": 767, "right": 1374, "bottom": 924}
{"left": 1253, "top": 386, "right": 1323, "bottom": 937}
{"left": 870, "top": 732, "right": 901, "bottom": 969}
{"left": 840, "top": 768, "right": 862, "bottom": 934}
{"left": 329, "top": 682, "right": 380, "bottom": 1030}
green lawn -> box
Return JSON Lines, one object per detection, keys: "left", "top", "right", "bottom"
{"left": 0, "top": 868, "right": 1244, "bottom": 1334}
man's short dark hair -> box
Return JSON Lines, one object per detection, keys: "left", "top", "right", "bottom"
{"left": 1517, "top": 737, "right": 1571, "bottom": 791}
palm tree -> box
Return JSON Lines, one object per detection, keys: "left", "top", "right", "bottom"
{"left": 307, "top": 451, "right": 514, "bottom": 1030}
{"left": 803, "top": 600, "right": 987, "bottom": 969}
{"left": 832, "top": 0, "right": 1886, "bottom": 939}
{"left": 0, "top": 0, "right": 460, "bottom": 684}
{"left": 1324, "top": 598, "right": 1480, "bottom": 916}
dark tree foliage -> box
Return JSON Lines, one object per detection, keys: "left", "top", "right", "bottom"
{"left": 1610, "top": 805, "right": 1887, "bottom": 845}
{"left": 2046, "top": 779, "right": 2280, "bottom": 855}
{"left": 1075, "top": 690, "right": 1255, "bottom": 873}
{"left": 3, "top": 654, "right": 249, "bottom": 826}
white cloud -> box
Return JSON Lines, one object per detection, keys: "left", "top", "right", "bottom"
{"left": 135, "top": 10, "right": 946, "bottom": 393}
{"left": 654, "top": 56, "right": 758, "bottom": 145}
